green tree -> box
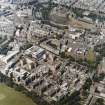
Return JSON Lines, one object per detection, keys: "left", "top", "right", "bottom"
{"left": 94, "top": 98, "right": 104, "bottom": 105}
{"left": 83, "top": 78, "right": 92, "bottom": 90}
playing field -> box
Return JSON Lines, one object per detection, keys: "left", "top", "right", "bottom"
{"left": 0, "top": 84, "right": 37, "bottom": 105}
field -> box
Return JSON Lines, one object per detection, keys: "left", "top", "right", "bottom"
{"left": 0, "top": 84, "right": 37, "bottom": 105}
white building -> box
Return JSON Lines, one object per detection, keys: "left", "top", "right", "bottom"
{"left": 25, "top": 46, "right": 45, "bottom": 60}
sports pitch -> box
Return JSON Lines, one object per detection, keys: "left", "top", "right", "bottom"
{"left": 0, "top": 84, "right": 37, "bottom": 105}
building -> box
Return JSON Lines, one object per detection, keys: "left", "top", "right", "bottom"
{"left": 25, "top": 46, "right": 45, "bottom": 60}
{"left": 0, "top": 16, "right": 15, "bottom": 38}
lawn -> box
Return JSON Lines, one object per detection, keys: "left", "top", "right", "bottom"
{"left": 86, "top": 49, "right": 95, "bottom": 63}
{"left": 0, "top": 84, "right": 37, "bottom": 105}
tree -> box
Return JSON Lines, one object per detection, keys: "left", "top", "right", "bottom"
{"left": 68, "top": 91, "right": 81, "bottom": 105}
{"left": 99, "top": 73, "right": 105, "bottom": 81}
{"left": 93, "top": 73, "right": 105, "bottom": 82}
{"left": 83, "top": 78, "right": 92, "bottom": 90}
{"left": 93, "top": 98, "right": 104, "bottom": 105}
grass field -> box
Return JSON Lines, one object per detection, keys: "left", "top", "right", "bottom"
{"left": 0, "top": 84, "right": 37, "bottom": 105}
